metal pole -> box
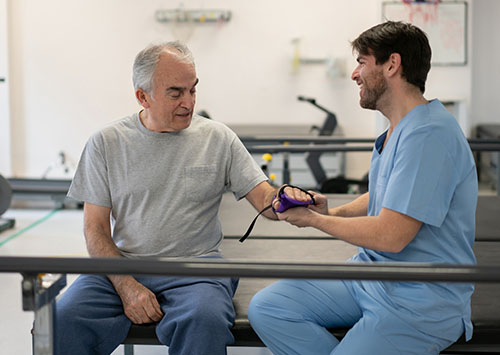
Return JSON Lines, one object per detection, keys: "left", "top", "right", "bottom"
{"left": 22, "top": 273, "right": 67, "bottom": 355}
{"left": 247, "top": 143, "right": 500, "bottom": 154}
{"left": 2, "top": 257, "right": 500, "bottom": 283}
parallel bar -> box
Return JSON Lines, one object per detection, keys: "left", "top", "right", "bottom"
{"left": 248, "top": 144, "right": 500, "bottom": 154}
{"left": 242, "top": 137, "right": 375, "bottom": 144}
{"left": 241, "top": 137, "right": 500, "bottom": 145}
{"left": 8, "top": 178, "right": 72, "bottom": 194}
{"left": 248, "top": 144, "right": 372, "bottom": 153}
{"left": 1, "top": 256, "right": 500, "bottom": 283}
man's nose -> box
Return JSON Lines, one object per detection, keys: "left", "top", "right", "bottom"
{"left": 180, "top": 92, "right": 195, "bottom": 109}
{"left": 351, "top": 66, "right": 360, "bottom": 81}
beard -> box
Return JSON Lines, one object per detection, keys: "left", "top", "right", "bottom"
{"left": 360, "top": 69, "right": 387, "bottom": 110}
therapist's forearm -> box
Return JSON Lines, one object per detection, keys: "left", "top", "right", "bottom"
{"left": 309, "top": 209, "right": 418, "bottom": 253}
{"left": 328, "top": 192, "right": 369, "bottom": 217}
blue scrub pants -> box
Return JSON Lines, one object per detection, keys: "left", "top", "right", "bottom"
{"left": 249, "top": 279, "right": 456, "bottom": 355}
{"left": 55, "top": 274, "right": 238, "bottom": 355}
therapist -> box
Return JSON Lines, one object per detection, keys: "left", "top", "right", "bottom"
{"left": 249, "top": 21, "right": 477, "bottom": 355}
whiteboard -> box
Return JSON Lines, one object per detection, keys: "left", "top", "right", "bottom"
{"left": 382, "top": 1, "right": 467, "bottom": 65}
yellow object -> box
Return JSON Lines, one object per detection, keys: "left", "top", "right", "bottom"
{"left": 262, "top": 153, "right": 273, "bottom": 162}
{"left": 269, "top": 173, "right": 276, "bottom": 181}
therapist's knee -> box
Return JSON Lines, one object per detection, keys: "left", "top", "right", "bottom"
{"left": 248, "top": 287, "right": 275, "bottom": 327}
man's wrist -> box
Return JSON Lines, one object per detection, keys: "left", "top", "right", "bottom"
{"left": 109, "top": 274, "right": 136, "bottom": 293}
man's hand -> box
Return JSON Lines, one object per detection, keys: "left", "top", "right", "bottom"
{"left": 272, "top": 187, "right": 328, "bottom": 215}
{"left": 113, "top": 276, "right": 163, "bottom": 324}
{"left": 83, "top": 203, "right": 164, "bottom": 324}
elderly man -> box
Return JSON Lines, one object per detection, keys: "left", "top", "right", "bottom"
{"left": 56, "top": 41, "right": 281, "bottom": 355}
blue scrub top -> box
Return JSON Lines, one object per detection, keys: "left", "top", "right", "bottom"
{"left": 351, "top": 99, "right": 477, "bottom": 341}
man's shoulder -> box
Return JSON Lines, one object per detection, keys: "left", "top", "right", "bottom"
{"left": 403, "top": 100, "right": 458, "bottom": 134}
{"left": 400, "top": 100, "right": 469, "bottom": 158}
{"left": 190, "top": 114, "right": 237, "bottom": 138}
{"left": 92, "top": 114, "right": 137, "bottom": 139}
{"left": 100, "top": 114, "right": 137, "bottom": 133}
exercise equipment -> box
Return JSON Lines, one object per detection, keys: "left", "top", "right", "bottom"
{"left": 239, "top": 185, "right": 315, "bottom": 243}
{"left": 246, "top": 139, "right": 500, "bottom": 193}
{"left": 297, "top": 96, "right": 338, "bottom": 136}
{"left": 0, "top": 174, "right": 15, "bottom": 232}
{"left": 476, "top": 124, "right": 500, "bottom": 194}
{"left": 298, "top": 96, "right": 350, "bottom": 191}
{"left": 7, "top": 178, "right": 76, "bottom": 208}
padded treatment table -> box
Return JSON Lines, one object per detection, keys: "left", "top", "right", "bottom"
{"left": 2, "top": 192, "right": 498, "bottom": 353}
{"left": 123, "top": 240, "right": 500, "bottom": 353}
{"left": 124, "top": 195, "right": 500, "bottom": 354}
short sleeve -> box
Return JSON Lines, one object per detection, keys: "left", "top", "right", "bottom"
{"left": 226, "top": 135, "right": 267, "bottom": 200}
{"left": 67, "top": 133, "right": 112, "bottom": 208}
{"left": 382, "top": 128, "right": 458, "bottom": 227}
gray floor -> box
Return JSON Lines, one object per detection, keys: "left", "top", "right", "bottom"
{"left": 0, "top": 193, "right": 358, "bottom": 354}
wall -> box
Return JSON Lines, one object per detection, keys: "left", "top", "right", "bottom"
{"left": 6, "top": 0, "right": 473, "bottom": 179}
{"left": 471, "top": 0, "right": 500, "bottom": 127}
{"left": 0, "top": 0, "right": 10, "bottom": 176}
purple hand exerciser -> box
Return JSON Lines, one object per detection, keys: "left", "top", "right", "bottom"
{"left": 273, "top": 188, "right": 315, "bottom": 213}
{"left": 240, "top": 185, "right": 315, "bottom": 242}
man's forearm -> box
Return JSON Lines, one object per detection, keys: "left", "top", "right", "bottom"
{"left": 84, "top": 225, "right": 136, "bottom": 291}
{"left": 260, "top": 186, "right": 279, "bottom": 220}
{"left": 84, "top": 223, "right": 122, "bottom": 258}
{"left": 245, "top": 181, "right": 280, "bottom": 220}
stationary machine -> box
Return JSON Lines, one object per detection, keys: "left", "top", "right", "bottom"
{"left": 0, "top": 174, "right": 15, "bottom": 232}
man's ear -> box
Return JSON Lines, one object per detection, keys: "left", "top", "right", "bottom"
{"left": 136, "top": 88, "right": 151, "bottom": 109}
{"left": 385, "top": 53, "right": 402, "bottom": 78}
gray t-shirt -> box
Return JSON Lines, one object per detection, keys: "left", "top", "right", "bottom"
{"left": 68, "top": 113, "right": 267, "bottom": 258}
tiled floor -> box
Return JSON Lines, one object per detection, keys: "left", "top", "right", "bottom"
{"left": 0, "top": 193, "right": 359, "bottom": 354}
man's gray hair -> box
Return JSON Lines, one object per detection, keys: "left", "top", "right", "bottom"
{"left": 133, "top": 41, "right": 195, "bottom": 95}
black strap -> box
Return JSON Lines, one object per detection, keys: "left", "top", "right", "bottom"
{"left": 239, "top": 185, "right": 314, "bottom": 243}
{"left": 239, "top": 204, "right": 273, "bottom": 243}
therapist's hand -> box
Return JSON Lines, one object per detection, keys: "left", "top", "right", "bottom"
{"left": 306, "top": 191, "right": 328, "bottom": 215}
{"left": 276, "top": 206, "right": 318, "bottom": 228}
{"left": 272, "top": 188, "right": 328, "bottom": 216}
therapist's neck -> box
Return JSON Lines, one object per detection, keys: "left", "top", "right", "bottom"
{"left": 379, "top": 84, "right": 428, "bottom": 133}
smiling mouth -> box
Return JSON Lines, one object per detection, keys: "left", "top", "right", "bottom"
{"left": 176, "top": 112, "right": 192, "bottom": 118}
